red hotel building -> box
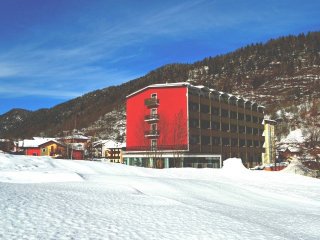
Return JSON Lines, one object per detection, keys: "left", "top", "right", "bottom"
{"left": 124, "top": 82, "right": 265, "bottom": 168}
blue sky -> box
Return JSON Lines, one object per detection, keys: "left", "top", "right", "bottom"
{"left": 0, "top": 0, "right": 319, "bottom": 114}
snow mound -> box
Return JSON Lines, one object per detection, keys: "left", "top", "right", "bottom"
{"left": 281, "top": 159, "right": 317, "bottom": 178}
{"left": 222, "top": 158, "right": 248, "bottom": 173}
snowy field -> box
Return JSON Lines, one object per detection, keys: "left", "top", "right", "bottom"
{"left": 0, "top": 153, "right": 319, "bottom": 240}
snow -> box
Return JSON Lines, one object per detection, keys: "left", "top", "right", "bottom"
{"left": 0, "top": 153, "right": 319, "bottom": 240}
{"left": 281, "top": 129, "right": 305, "bottom": 143}
{"left": 282, "top": 158, "right": 318, "bottom": 178}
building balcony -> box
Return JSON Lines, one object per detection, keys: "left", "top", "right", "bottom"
{"left": 144, "top": 130, "right": 160, "bottom": 138}
{"left": 144, "top": 98, "right": 159, "bottom": 108}
{"left": 144, "top": 114, "right": 159, "bottom": 123}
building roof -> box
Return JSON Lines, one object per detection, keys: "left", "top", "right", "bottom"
{"left": 93, "top": 139, "right": 126, "bottom": 149}
{"left": 18, "top": 137, "right": 56, "bottom": 148}
{"left": 126, "top": 82, "right": 264, "bottom": 108}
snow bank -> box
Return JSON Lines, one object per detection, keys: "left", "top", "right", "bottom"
{"left": 0, "top": 153, "right": 84, "bottom": 183}
{"left": 222, "top": 158, "right": 249, "bottom": 174}
{"left": 281, "top": 159, "right": 317, "bottom": 178}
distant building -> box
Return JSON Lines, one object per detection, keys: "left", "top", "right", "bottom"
{"left": 18, "top": 137, "right": 56, "bottom": 156}
{"left": 262, "top": 119, "right": 277, "bottom": 165}
{"left": 38, "top": 140, "right": 65, "bottom": 157}
{"left": 92, "top": 140, "right": 126, "bottom": 163}
{"left": 124, "top": 82, "right": 265, "bottom": 168}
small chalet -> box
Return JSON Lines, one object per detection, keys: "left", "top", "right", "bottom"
{"left": 38, "top": 140, "right": 66, "bottom": 158}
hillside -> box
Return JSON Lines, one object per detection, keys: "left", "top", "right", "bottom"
{"left": 0, "top": 31, "right": 319, "bottom": 139}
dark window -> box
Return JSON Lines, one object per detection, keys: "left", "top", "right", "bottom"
{"left": 246, "top": 127, "right": 252, "bottom": 134}
{"left": 222, "top": 138, "right": 230, "bottom": 146}
{"left": 247, "top": 140, "right": 253, "bottom": 147}
{"left": 189, "top": 102, "right": 199, "bottom": 112}
{"left": 253, "top": 116, "right": 258, "bottom": 123}
{"left": 200, "top": 104, "right": 210, "bottom": 114}
{"left": 230, "top": 111, "right": 237, "bottom": 119}
{"left": 212, "top": 121, "right": 220, "bottom": 130}
{"left": 190, "top": 135, "right": 200, "bottom": 144}
{"left": 211, "top": 107, "right": 220, "bottom": 116}
{"left": 190, "top": 119, "right": 199, "bottom": 128}
{"left": 238, "top": 113, "right": 244, "bottom": 121}
{"left": 201, "top": 136, "right": 210, "bottom": 145}
{"left": 239, "top": 126, "right": 245, "bottom": 133}
{"left": 239, "top": 139, "right": 246, "bottom": 147}
{"left": 231, "top": 138, "right": 238, "bottom": 147}
{"left": 246, "top": 115, "right": 252, "bottom": 122}
{"left": 201, "top": 120, "right": 210, "bottom": 129}
{"left": 151, "top": 93, "right": 157, "bottom": 98}
{"left": 212, "top": 137, "right": 221, "bottom": 145}
{"left": 253, "top": 128, "right": 258, "bottom": 135}
{"left": 222, "top": 123, "right": 229, "bottom": 132}
{"left": 254, "top": 141, "right": 259, "bottom": 147}
{"left": 221, "top": 109, "right": 229, "bottom": 118}
{"left": 230, "top": 124, "right": 237, "bottom": 132}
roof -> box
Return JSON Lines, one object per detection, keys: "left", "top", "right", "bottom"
{"left": 126, "top": 82, "right": 190, "bottom": 98}
{"left": 63, "top": 135, "right": 90, "bottom": 140}
{"left": 93, "top": 139, "right": 126, "bottom": 148}
{"left": 38, "top": 140, "right": 65, "bottom": 147}
{"left": 126, "top": 82, "right": 264, "bottom": 108}
{"left": 18, "top": 137, "right": 56, "bottom": 148}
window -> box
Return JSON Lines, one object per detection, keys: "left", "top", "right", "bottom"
{"left": 230, "top": 111, "right": 237, "bottom": 119}
{"left": 246, "top": 115, "right": 252, "bottom": 122}
{"left": 151, "top": 108, "right": 157, "bottom": 115}
{"left": 221, "top": 109, "right": 229, "bottom": 118}
{"left": 151, "top": 93, "right": 157, "bottom": 99}
{"left": 222, "top": 138, "right": 230, "bottom": 146}
{"left": 238, "top": 113, "right": 244, "bottom": 121}
{"left": 253, "top": 116, "right": 258, "bottom": 123}
{"left": 212, "top": 137, "right": 221, "bottom": 146}
{"left": 211, "top": 107, "right": 220, "bottom": 116}
{"left": 42, "top": 148, "right": 46, "bottom": 153}
{"left": 212, "top": 121, "right": 220, "bottom": 130}
{"left": 151, "top": 123, "right": 157, "bottom": 131}
{"left": 190, "top": 118, "right": 199, "bottom": 128}
{"left": 246, "top": 127, "right": 252, "bottom": 134}
{"left": 201, "top": 120, "right": 210, "bottom": 129}
{"left": 201, "top": 136, "right": 211, "bottom": 145}
{"left": 189, "top": 102, "right": 199, "bottom": 112}
{"left": 239, "top": 126, "right": 245, "bottom": 133}
{"left": 200, "top": 104, "right": 210, "bottom": 114}
{"left": 230, "top": 124, "right": 237, "bottom": 132}
{"left": 231, "top": 138, "right": 238, "bottom": 147}
{"left": 247, "top": 140, "right": 253, "bottom": 147}
{"left": 239, "top": 139, "right": 246, "bottom": 147}
{"left": 254, "top": 141, "right": 259, "bottom": 147}
{"left": 151, "top": 140, "right": 157, "bottom": 151}
{"left": 253, "top": 128, "right": 258, "bottom": 135}
{"left": 190, "top": 135, "right": 200, "bottom": 144}
{"left": 222, "top": 123, "right": 229, "bottom": 132}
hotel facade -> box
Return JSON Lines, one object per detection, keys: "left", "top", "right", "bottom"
{"left": 124, "top": 82, "right": 265, "bottom": 168}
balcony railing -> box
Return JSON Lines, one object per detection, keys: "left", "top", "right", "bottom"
{"left": 144, "top": 98, "right": 159, "bottom": 108}
{"left": 144, "top": 130, "right": 160, "bottom": 138}
{"left": 144, "top": 114, "right": 159, "bottom": 122}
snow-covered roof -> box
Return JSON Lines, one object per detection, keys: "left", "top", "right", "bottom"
{"left": 64, "top": 135, "right": 90, "bottom": 140}
{"left": 18, "top": 137, "right": 56, "bottom": 148}
{"left": 93, "top": 140, "right": 125, "bottom": 149}
{"left": 281, "top": 129, "right": 305, "bottom": 144}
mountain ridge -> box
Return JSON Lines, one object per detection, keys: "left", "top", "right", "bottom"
{"left": 1, "top": 31, "right": 319, "bottom": 139}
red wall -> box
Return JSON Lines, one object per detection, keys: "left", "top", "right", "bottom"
{"left": 72, "top": 150, "right": 84, "bottom": 160}
{"left": 25, "top": 148, "right": 41, "bottom": 156}
{"left": 126, "top": 86, "right": 188, "bottom": 150}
